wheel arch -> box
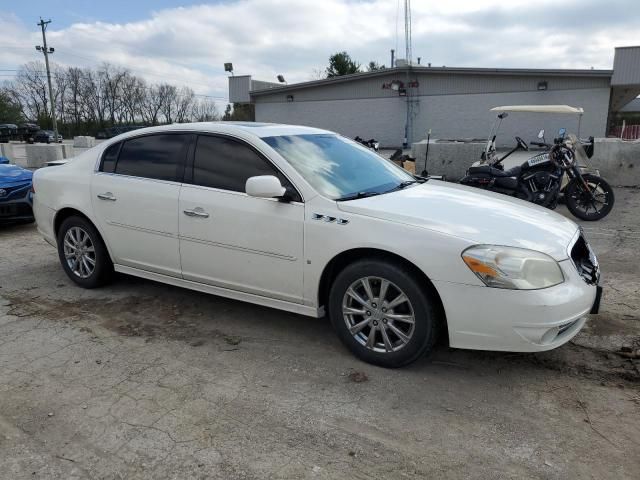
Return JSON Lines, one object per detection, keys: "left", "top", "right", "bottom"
{"left": 317, "top": 248, "right": 447, "bottom": 332}
{"left": 53, "top": 207, "right": 114, "bottom": 261}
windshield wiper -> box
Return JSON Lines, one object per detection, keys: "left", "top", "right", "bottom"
{"left": 384, "top": 178, "right": 425, "bottom": 194}
{"left": 335, "top": 191, "right": 382, "bottom": 202}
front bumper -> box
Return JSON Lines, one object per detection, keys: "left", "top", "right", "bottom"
{"left": 434, "top": 259, "right": 597, "bottom": 352}
{"left": 0, "top": 199, "right": 33, "bottom": 223}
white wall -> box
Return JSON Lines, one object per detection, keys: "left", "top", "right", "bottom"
{"left": 256, "top": 87, "right": 611, "bottom": 148}
{"left": 256, "top": 97, "right": 406, "bottom": 147}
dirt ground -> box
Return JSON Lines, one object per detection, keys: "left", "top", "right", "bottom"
{"left": 1, "top": 188, "right": 639, "bottom": 480}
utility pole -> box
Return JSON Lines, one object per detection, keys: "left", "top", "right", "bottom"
{"left": 403, "top": 0, "right": 413, "bottom": 148}
{"left": 36, "top": 18, "right": 58, "bottom": 139}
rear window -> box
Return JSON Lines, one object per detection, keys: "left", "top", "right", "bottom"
{"left": 114, "top": 134, "right": 188, "bottom": 181}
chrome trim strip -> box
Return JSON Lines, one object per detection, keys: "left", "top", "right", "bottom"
{"left": 179, "top": 235, "right": 297, "bottom": 261}
{"left": 106, "top": 221, "right": 176, "bottom": 238}
{"left": 93, "top": 171, "right": 184, "bottom": 187}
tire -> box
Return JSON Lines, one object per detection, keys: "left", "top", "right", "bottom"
{"left": 328, "top": 259, "right": 441, "bottom": 368}
{"left": 57, "top": 216, "right": 113, "bottom": 288}
{"left": 565, "top": 174, "right": 615, "bottom": 221}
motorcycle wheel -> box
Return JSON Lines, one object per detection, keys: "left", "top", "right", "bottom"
{"left": 565, "top": 174, "right": 615, "bottom": 221}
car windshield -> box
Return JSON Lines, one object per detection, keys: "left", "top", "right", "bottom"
{"left": 262, "top": 134, "right": 415, "bottom": 200}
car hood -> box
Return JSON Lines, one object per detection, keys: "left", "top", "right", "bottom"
{"left": 337, "top": 180, "right": 578, "bottom": 260}
{"left": 0, "top": 164, "right": 33, "bottom": 183}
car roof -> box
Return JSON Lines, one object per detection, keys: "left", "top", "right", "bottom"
{"left": 107, "top": 122, "right": 333, "bottom": 141}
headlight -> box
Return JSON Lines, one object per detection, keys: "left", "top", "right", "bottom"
{"left": 462, "top": 245, "right": 564, "bottom": 290}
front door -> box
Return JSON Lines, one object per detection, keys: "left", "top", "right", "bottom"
{"left": 179, "top": 134, "right": 304, "bottom": 303}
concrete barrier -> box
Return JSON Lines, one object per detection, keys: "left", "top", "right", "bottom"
{"left": 61, "top": 144, "right": 75, "bottom": 159}
{"left": 0, "top": 143, "right": 15, "bottom": 162}
{"left": 25, "top": 144, "right": 65, "bottom": 168}
{"left": 73, "top": 136, "right": 95, "bottom": 148}
{"left": 412, "top": 139, "right": 485, "bottom": 180}
{"left": 591, "top": 138, "right": 640, "bottom": 187}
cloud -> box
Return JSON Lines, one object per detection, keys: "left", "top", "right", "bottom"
{"left": 1, "top": 0, "right": 638, "bottom": 102}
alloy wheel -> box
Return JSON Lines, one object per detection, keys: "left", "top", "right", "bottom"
{"left": 342, "top": 276, "right": 416, "bottom": 353}
{"left": 63, "top": 226, "right": 96, "bottom": 279}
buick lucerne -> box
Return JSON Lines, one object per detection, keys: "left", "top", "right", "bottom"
{"left": 32, "top": 123, "right": 601, "bottom": 367}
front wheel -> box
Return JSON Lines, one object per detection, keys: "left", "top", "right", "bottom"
{"left": 565, "top": 173, "right": 615, "bottom": 221}
{"left": 328, "top": 259, "right": 441, "bottom": 368}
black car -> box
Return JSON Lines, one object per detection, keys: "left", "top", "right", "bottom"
{"left": 33, "top": 130, "right": 63, "bottom": 144}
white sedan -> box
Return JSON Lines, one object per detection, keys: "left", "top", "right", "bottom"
{"left": 32, "top": 123, "right": 601, "bottom": 367}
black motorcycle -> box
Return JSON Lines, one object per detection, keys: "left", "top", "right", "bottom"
{"left": 354, "top": 136, "right": 380, "bottom": 151}
{"left": 460, "top": 130, "right": 614, "bottom": 221}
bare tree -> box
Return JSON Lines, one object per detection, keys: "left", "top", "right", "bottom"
{"left": 100, "top": 63, "right": 128, "bottom": 124}
{"left": 140, "top": 84, "right": 164, "bottom": 125}
{"left": 7, "top": 62, "right": 50, "bottom": 123}
{"left": 120, "top": 73, "right": 145, "bottom": 124}
{"left": 158, "top": 83, "right": 178, "bottom": 123}
{"left": 191, "top": 97, "right": 219, "bottom": 122}
{"left": 173, "top": 86, "right": 195, "bottom": 123}
{"left": 3, "top": 60, "right": 224, "bottom": 134}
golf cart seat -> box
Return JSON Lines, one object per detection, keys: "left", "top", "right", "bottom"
{"left": 468, "top": 164, "right": 521, "bottom": 177}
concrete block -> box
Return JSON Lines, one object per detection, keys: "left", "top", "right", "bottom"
{"left": 73, "top": 136, "right": 95, "bottom": 148}
{"left": 25, "top": 144, "right": 64, "bottom": 168}
{"left": 591, "top": 138, "right": 640, "bottom": 187}
{"left": 61, "top": 144, "right": 75, "bottom": 158}
{"left": 412, "top": 139, "right": 485, "bottom": 180}
{"left": 0, "top": 143, "right": 15, "bottom": 162}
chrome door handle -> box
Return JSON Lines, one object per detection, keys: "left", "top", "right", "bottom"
{"left": 97, "top": 192, "right": 116, "bottom": 201}
{"left": 183, "top": 208, "right": 209, "bottom": 218}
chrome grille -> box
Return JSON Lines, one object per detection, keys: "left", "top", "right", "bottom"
{"left": 570, "top": 234, "right": 599, "bottom": 285}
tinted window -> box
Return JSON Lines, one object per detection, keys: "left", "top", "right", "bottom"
{"left": 115, "top": 134, "right": 187, "bottom": 181}
{"left": 193, "top": 135, "right": 300, "bottom": 200}
{"left": 100, "top": 142, "right": 121, "bottom": 173}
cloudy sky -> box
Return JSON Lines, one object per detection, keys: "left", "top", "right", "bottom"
{"left": 1, "top": 0, "right": 639, "bottom": 104}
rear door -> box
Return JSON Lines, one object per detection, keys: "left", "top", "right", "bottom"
{"left": 179, "top": 134, "right": 305, "bottom": 303}
{"left": 91, "top": 133, "right": 191, "bottom": 277}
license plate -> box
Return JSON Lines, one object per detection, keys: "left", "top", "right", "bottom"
{"left": 0, "top": 204, "right": 17, "bottom": 217}
{"left": 590, "top": 285, "right": 603, "bottom": 314}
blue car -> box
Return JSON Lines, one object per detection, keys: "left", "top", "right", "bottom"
{"left": 0, "top": 158, "right": 34, "bottom": 224}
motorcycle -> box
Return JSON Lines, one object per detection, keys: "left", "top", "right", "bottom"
{"left": 460, "top": 105, "right": 615, "bottom": 221}
{"left": 354, "top": 136, "right": 380, "bottom": 151}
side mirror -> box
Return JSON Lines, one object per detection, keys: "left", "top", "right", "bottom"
{"left": 245, "top": 175, "right": 286, "bottom": 199}
{"left": 558, "top": 128, "right": 566, "bottom": 138}
{"left": 537, "top": 129, "right": 545, "bottom": 139}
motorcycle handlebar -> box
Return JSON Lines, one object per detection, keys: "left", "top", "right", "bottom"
{"left": 529, "top": 141, "right": 550, "bottom": 148}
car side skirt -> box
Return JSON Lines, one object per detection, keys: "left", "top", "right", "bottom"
{"left": 114, "top": 264, "right": 323, "bottom": 318}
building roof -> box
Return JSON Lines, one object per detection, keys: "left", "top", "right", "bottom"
{"left": 249, "top": 65, "right": 614, "bottom": 96}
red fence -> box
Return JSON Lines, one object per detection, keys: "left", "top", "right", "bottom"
{"left": 610, "top": 124, "right": 640, "bottom": 140}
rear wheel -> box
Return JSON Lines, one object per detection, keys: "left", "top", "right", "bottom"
{"left": 57, "top": 216, "right": 113, "bottom": 288}
{"left": 565, "top": 173, "right": 614, "bottom": 221}
{"left": 328, "top": 259, "right": 440, "bottom": 368}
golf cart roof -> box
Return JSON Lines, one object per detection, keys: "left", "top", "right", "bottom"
{"left": 490, "top": 105, "right": 584, "bottom": 114}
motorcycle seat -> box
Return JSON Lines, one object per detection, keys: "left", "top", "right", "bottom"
{"left": 468, "top": 164, "right": 521, "bottom": 177}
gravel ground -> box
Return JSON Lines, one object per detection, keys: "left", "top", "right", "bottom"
{"left": 0, "top": 188, "right": 638, "bottom": 479}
